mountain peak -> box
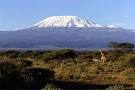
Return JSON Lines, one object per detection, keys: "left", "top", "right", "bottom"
{"left": 34, "top": 16, "right": 103, "bottom": 28}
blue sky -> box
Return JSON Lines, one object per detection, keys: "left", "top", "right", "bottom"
{"left": 0, "top": 0, "right": 135, "bottom": 30}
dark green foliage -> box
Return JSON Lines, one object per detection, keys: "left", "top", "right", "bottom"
{"left": 106, "top": 50, "right": 123, "bottom": 61}
{"left": 121, "top": 68, "right": 135, "bottom": 80}
{"left": 78, "top": 51, "right": 93, "bottom": 60}
{"left": 24, "top": 67, "right": 54, "bottom": 81}
{"left": 0, "top": 50, "right": 20, "bottom": 58}
{"left": 19, "top": 50, "right": 43, "bottom": 58}
{"left": 20, "top": 59, "right": 33, "bottom": 68}
{"left": 0, "top": 60, "right": 22, "bottom": 89}
{"left": 114, "top": 55, "right": 135, "bottom": 69}
{"left": 41, "top": 83, "right": 62, "bottom": 90}
{"left": 90, "top": 50, "right": 101, "bottom": 58}
{"left": 19, "top": 50, "right": 34, "bottom": 58}
{"left": 22, "top": 68, "right": 55, "bottom": 90}
{"left": 0, "top": 46, "right": 135, "bottom": 90}
{"left": 42, "top": 49, "right": 76, "bottom": 61}
{"left": 118, "top": 43, "right": 134, "bottom": 49}
{"left": 108, "top": 42, "right": 134, "bottom": 52}
{"left": 0, "top": 59, "right": 54, "bottom": 90}
{"left": 106, "top": 84, "right": 124, "bottom": 90}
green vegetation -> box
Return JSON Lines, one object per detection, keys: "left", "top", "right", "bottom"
{"left": 108, "top": 42, "right": 134, "bottom": 52}
{"left": 121, "top": 68, "right": 135, "bottom": 80}
{"left": 0, "top": 42, "right": 135, "bottom": 90}
{"left": 41, "top": 49, "right": 76, "bottom": 61}
{"left": 41, "top": 83, "right": 62, "bottom": 90}
{"left": 106, "top": 84, "right": 124, "bottom": 90}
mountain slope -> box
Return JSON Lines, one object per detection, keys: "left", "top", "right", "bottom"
{"left": 0, "top": 16, "right": 134, "bottom": 49}
{"left": 0, "top": 28, "right": 134, "bottom": 49}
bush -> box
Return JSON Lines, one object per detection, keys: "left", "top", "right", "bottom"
{"left": 113, "top": 55, "right": 135, "bottom": 69}
{"left": 0, "top": 50, "right": 20, "bottom": 58}
{"left": 78, "top": 52, "right": 93, "bottom": 60}
{"left": 24, "top": 67, "right": 54, "bottom": 81}
{"left": 106, "top": 50, "right": 123, "bottom": 62}
{"left": 19, "top": 50, "right": 43, "bottom": 58}
{"left": 121, "top": 68, "right": 135, "bottom": 80}
{"left": 90, "top": 50, "right": 100, "bottom": 58}
{"left": 41, "top": 83, "right": 62, "bottom": 90}
{"left": 0, "top": 60, "right": 22, "bottom": 89}
{"left": 0, "top": 59, "right": 54, "bottom": 89}
{"left": 42, "top": 49, "right": 76, "bottom": 61}
{"left": 118, "top": 43, "right": 134, "bottom": 51}
{"left": 106, "top": 84, "right": 124, "bottom": 90}
{"left": 108, "top": 42, "right": 134, "bottom": 52}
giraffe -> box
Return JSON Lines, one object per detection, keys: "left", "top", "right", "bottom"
{"left": 99, "top": 50, "right": 107, "bottom": 64}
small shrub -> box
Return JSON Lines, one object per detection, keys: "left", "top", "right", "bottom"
{"left": 113, "top": 55, "right": 135, "bottom": 69}
{"left": 0, "top": 60, "right": 22, "bottom": 89}
{"left": 24, "top": 67, "right": 55, "bottom": 81}
{"left": 19, "top": 50, "right": 41, "bottom": 58}
{"left": 108, "top": 42, "right": 134, "bottom": 52}
{"left": 106, "top": 50, "right": 123, "bottom": 62}
{"left": 41, "top": 83, "right": 62, "bottom": 90}
{"left": 121, "top": 68, "right": 135, "bottom": 80}
{"left": 91, "top": 50, "right": 100, "bottom": 58}
{"left": 0, "top": 50, "right": 20, "bottom": 58}
{"left": 42, "top": 49, "right": 76, "bottom": 61}
{"left": 106, "top": 84, "right": 124, "bottom": 90}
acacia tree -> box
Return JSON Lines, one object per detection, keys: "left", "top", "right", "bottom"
{"left": 118, "top": 43, "right": 134, "bottom": 51}
{"left": 108, "top": 42, "right": 134, "bottom": 51}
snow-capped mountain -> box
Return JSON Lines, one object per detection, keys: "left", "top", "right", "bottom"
{"left": 0, "top": 16, "right": 134, "bottom": 50}
{"left": 34, "top": 16, "right": 103, "bottom": 28}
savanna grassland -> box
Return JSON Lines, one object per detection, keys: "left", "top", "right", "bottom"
{"left": 0, "top": 42, "right": 135, "bottom": 90}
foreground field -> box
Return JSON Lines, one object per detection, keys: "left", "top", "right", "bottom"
{"left": 0, "top": 47, "right": 135, "bottom": 90}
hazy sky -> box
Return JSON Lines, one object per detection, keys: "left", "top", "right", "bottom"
{"left": 0, "top": 0, "right": 135, "bottom": 30}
